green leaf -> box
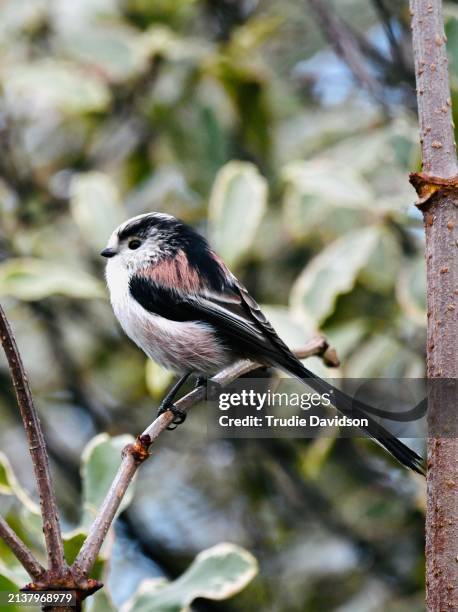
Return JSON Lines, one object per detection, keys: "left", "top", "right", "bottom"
{"left": 275, "top": 106, "right": 379, "bottom": 166}
{"left": 145, "top": 361, "right": 174, "bottom": 400}
{"left": 359, "top": 227, "right": 402, "bottom": 293}
{"left": 445, "top": 14, "right": 458, "bottom": 79}
{"left": 0, "top": 258, "right": 105, "bottom": 300}
{"left": 209, "top": 162, "right": 267, "bottom": 267}
{"left": 299, "top": 437, "right": 336, "bottom": 480}
{"left": 283, "top": 159, "right": 373, "bottom": 209}
{"left": 123, "top": 543, "right": 258, "bottom": 612}
{"left": 0, "top": 453, "right": 18, "bottom": 496}
{"left": 0, "top": 0, "right": 46, "bottom": 41}
{"left": 325, "top": 319, "right": 368, "bottom": 360}
{"left": 0, "top": 452, "right": 40, "bottom": 514}
{"left": 57, "top": 24, "right": 149, "bottom": 83}
{"left": 81, "top": 434, "right": 135, "bottom": 529}
{"left": 63, "top": 531, "right": 87, "bottom": 567}
{"left": 70, "top": 172, "right": 125, "bottom": 251}
{"left": 345, "top": 335, "right": 413, "bottom": 377}
{"left": 0, "top": 455, "right": 46, "bottom": 554}
{"left": 0, "top": 558, "right": 29, "bottom": 590}
{"left": 326, "top": 130, "right": 389, "bottom": 175}
{"left": 282, "top": 160, "right": 373, "bottom": 242}
{"left": 0, "top": 571, "right": 23, "bottom": 611}
{"left": 63, "top": 530, "right": 105, "bottom": 579}
{"left": 260, "top": 305, "right": 317, "bottom": 348}
{"left": 141, "top": 26, "right": 210, "bottom": 62}
{"left": 290, "top": 227, "right": 379, "bottom": 325}
{"left": 86, "top": 589, "right": 117, "bottom": 612}
{"left": 0, "top": 573, "right": 20, "bottom": 592}
{"left": 52, "top": 0, "right": 120, "bottom": 28}
{"left": 258, "top": 307, "right": 339, "bottom": 378}
{"left": 3, "top": 60, "right": 110, "bottom": 114}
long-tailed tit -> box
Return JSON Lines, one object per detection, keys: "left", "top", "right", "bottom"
{"left": 101, "top": 212, "right": 424, "bottom": 474}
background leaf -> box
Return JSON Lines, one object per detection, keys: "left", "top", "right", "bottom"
{"left": 209, "top": 162, "right": 267, "bottom": 267}
{"left": 81, "top": 434, "right": 135, "bottom": 529}
{"left": 0, "top": 259, "right": 104, "bottom": 300}
{"left": 70, "top": 172, "right": 126, "bottom": 251}
{"left": 282, "top": 159, "right": 374, "bottom": 242}
{"left": 359, "top": 227, "right": 402, "bottom": 293}
{"left": 145, "top": 361, "right": 174, "bottom": 399}
{"left": 290, "top": 227, "right": 379, "bottom": 325}
{"left": 0, "top": 572, "right": 23, "bottom": 612}
{"left": 85, "top": 590, "right": 117, "bottom": 612}
{"left": 2, "top": 60, "right": 110, "bottom": 115}
{"left": 0, "top": 453, "right": 39, "bottom": 514}
{"left": 57, "top": 24, "right": 150, "bottom": 83}
{"left": 123, "top": 543, "right": 258, "bottom": 612}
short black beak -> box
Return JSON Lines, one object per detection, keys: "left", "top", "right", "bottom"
{"left": 100, "top": 247, "right": 117, "bottom": 258}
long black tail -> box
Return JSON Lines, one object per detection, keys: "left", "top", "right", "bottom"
{"left": 279, "top": 357, "right": 425, "bottom": 475}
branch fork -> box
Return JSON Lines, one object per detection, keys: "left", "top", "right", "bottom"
{"left": 0, "top": 305, "right": 103, "bottom": 608}
{"left": 0, "top": 303, "right": 336, "bottom": 608}
{"left": 122, "top": 435, "right": 152, "bottom": 464}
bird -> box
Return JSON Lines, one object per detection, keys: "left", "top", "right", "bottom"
{"left": 101, "top": 212, "right": 425, "bottom": 475}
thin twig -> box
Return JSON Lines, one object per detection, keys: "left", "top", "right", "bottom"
{"left": 372, "top": 0, "right": 407, "bottom": 70}
{"left": 0, "top": 516, "right": 45, "bottom": 580}
{"left": 72, "top": 336, "right": 333, "bottom": 580}
{"left": 0, "top": 305, "right": 67, "bottom": 575}
{"left": 307, "top": 0, "right": 388, "bottom": 109}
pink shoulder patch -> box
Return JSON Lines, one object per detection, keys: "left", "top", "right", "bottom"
{"left": 142, "top": 250, "right": 202, "bottom": 292}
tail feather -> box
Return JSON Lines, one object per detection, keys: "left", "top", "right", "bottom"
{"left": 279, "top": 357, "right": 425, "bottom": 476}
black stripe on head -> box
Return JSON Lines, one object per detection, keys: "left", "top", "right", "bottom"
{"left": 117, "top": 214, "right": 166, "bottom": 241}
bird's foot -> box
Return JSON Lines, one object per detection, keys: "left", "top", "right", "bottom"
{"left": 195, "top": 376, "right": 207, "bottom": 389}
{"left": 157, "top": 401, "right": 187, "bottom": 430}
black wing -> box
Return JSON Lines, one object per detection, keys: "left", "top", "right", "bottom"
{"left": 130, "top": 274, "right": 425, "bottom": 474}
{"left": 129, "top": 274, "right": 292, "bottom": 364}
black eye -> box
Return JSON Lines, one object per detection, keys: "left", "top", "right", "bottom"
{"left": 128, "top": 239, "right": 141, "bottom": 250}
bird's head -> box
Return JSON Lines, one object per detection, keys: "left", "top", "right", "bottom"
{"left": 101, "top": 212, "right": 186, "bottom": 271}
{"left": 101, "top": 211, "right": 219, "bottom": 281}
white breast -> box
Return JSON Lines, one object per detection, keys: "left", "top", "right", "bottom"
{"left": 105, "top": 259, "right": 230, "bottom": 375}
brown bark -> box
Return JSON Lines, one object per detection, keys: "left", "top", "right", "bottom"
{"left": 0, "top": 306, "right": 67, "bottom": 576}
{"left": 409, "top": 1, "right": 458, "bottom": 609}
{"left": 72, "top": 336, "right": 335, "bottom": 581}
{"left": 0, "top": 297, "right": 334, "bottom": 607}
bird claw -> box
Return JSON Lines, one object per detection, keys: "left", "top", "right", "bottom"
{"left": 195, "top": 376, "right": 207, "bottom": 389}
{"left": 157, "top": 402, "right": 187, "bottom": 430}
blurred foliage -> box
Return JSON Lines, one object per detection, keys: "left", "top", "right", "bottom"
{"left": 122, "top": 543, "right": 258, "bottom": 612}
{"left": 0, "top": 440, "right": 256, "bottom": 612}
{"left": 3, "top": 0, "right": 456, "bottom": 609}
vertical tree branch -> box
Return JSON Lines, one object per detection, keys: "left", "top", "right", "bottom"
{"left": 410, "top": 1, "right": 457, "bottom": 176}
{"left": 409, "top": 2, "right": 458, "bottom": 610}
{"left": 0, "top": 306, "right": 67, "bottom": 575}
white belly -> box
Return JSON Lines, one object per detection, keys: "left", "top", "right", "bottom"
{"left": 105, "top": 259, "right": 230, "bottom": 374}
